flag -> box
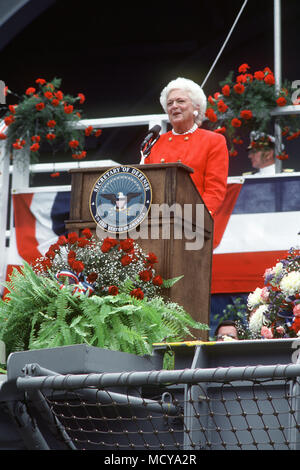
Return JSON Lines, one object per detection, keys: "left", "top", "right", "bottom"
{"left": 5, "top": 191, "right": 70, "bottom": 286}
{"left": 212, "top": 175, "right": 300, "bottom": 293}
{"left": 6, "top": 175, "right": 300, "bottom": 298}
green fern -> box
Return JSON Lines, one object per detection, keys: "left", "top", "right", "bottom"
{"left": 0, "top": 263, "right": 209, "bottom": 358}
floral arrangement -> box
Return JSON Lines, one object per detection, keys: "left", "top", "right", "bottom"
{"left": 205, "top": 63, "right": 300, "bottom": 159}
{"left": 33, "top": 228, "right": 173, "bottom": 299}
{"left": 246, "top": 248, "right": 300, "bottom": 339}
{"left": 0, "top": 230, "right": 209, "bottom": 359}
{"left": 0, "top": 77, "right": 102, "bottom": 162}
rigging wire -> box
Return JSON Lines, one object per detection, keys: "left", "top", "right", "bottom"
{"left": 201, "top": 0, "right": 249, "bottom": 89}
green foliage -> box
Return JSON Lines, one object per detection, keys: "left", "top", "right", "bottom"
{"left": 0, "top": 264, "right": 208, "bottom": 359}
{"left": 4, "top": 77, "right": 88, "bottom": 162}
{"left": 205, "top": 63, "right": 300, "bottom": 155}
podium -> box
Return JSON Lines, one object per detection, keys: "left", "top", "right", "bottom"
{"left": 66, "top": 163, "right": 214, "bottom": 338}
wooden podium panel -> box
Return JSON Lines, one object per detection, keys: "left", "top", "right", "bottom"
{"left": 66, "top": 163, "right": 213, "bottom": 338}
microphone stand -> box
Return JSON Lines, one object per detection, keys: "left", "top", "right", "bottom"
{"left": 139, "top": 135, "right": 160, "bottom": 164}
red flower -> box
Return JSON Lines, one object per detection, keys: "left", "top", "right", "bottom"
{"left": 231, "top": 118, "right": 242, "bottom": 128}
{"left": 121, "top": 255, "right": 132, "bottom": 266}
{"left": 51, "top": 99, "right": 60, "bottom": 107}
{"left": 45, "top": 248, "right": 56, "bottom": 259}
{"left": 205, "top": 108, "right": 218, "bottom": 122}
{"left": 208, "top": 95, "right": 215, "bottom": 105}
{"left": 50, "top": 172, "right": 60, "bottom": 178}
{"left": 36, "top": 78, "right": 46, "bottom": 85}
{"left": 78, "top": 93, "right": 85, "bottom": 104}
{"left": 68, "top": 232, "right": 78, "bottom": 244}
{"left": 0, "top": 133, "right": 6, "bottom": 140}
{"left": 64, "top": 104, "right": 74, "bottom": 114}
{"left": 87, "top": 272, "right": 98, "bottom": 283}
{"left": 139, "top": 270, "right": 152, "bottom": 282}
{"left": 229, "top": 150, "right": 238, "bottom": 157}
{"left": 41, "top": 258, "right": 52, "bottom": 271}
{"left": 47, "top": 120, "right": 56, "bottom": 128}
{"left": 217, "top": 100, "right": 228, "bottom": 113}
{"left": 276, "top": 96, "right": 287, "bottom": 107}
{"left": 72, "top": 260, "right": 84, "bottom": 274}
{"left": 46, "top": 133, "right": 56, "bottom": 141}
{"left": 72, "top": 151, "right": 87, "bottom": 160}
{"left": 58, "top": 235, "right": 68, "bottom": 245}
{"left": 236, "top": 74, "right": 248, "bottom": 83}
{"left": 77, "top": 237, "right": 90, "bottom": 248}
{"left": 145, "top": 252, "right": 158, "bottom": 266}
{"left": 82, "top": 228, "right": 92, "bottom": 239}
{"left": 254, "top": 71, "right": 265, "bottom": 81}
{"left": 44, "top": 91, "right": 53, "bottom": 99}
{"left": 264, "top": 74, "right": 275, "bottom": 85}
{"left": 68, "top": 250, "right": 76, "bottom": 263}
{"left": 13, "top": 139, "right": 25, "bottom": 150}
{"left": 30, "top": 143, "right": 40, "bottom": 152}
{"left": 152, "top": 275, "right": 163, "bottom": 286}
{"left": 26, "top": 87, "right": 36, "bottom": 95}
{"left": 69, "top": 139, "right": 79, "bottom": 149}
{"left": 95, "top": 129, "right": 102, "bottom": 137}
{"left": 130, "top": 288, "right": 144, "bottom": 300}
{"left": 264, "top": 67, "right": 273, "bottom": 74}
{"left": 120, "top": 238, "right": 134, "bottom": 253}
{"left": 35, "top": 102, "right": 45, "bottom": 111}
{"left": 233, "top": 83, "right": 245, "bottom": 95}
{"left": 240, "top": 109, "right": 253, "bottom": 120}
{"left": 291, "top": 316, "right": 300, "bottom": 334}
{"left": 101, "top": 237, "right": 118, "bottom": 253}
{"left": 31, "top": 135, "right": 41, "bottom": 142}
{"left": 276, "top": 153, "right": 289, "bottom": 160}
{"left": 222, "top": 85, "right": 230, "bottom": 96}
{"left": 108, "top": 285, "right": 119, "bottom": 296}
{"left": 54, "top": 90, "right": 63, "bottom": 100}
{"left": 238, "top": 63, "right": 250, "bottom": 73}
{"left": 85, "top": 126, "right": 93, "bottom": 136}
{"left": 4, "top": 115, "right": 15, "bottom": 126}
{"left": 282, "top": 127, "right": 289, "bottom": 136}
{"left": 9, "top": 105, "right": 16, "bottom": 114}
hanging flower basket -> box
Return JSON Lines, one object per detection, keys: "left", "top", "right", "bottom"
{"left": 0, "top": 77, "right": 102, "bottom": 162}
{"left": 205, "top": 63, "right": 300, "bottom": 159}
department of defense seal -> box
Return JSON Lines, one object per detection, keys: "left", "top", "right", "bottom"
{"left": 89, "top": 166, "right": 152, "bottom": 233}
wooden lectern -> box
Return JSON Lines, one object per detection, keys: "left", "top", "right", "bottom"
{"left": 66, "top": 163, "right": 214, "bottom": 338}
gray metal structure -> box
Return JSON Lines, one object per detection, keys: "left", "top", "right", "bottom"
{"left": 0, "top": 340, "right": 299, "bottom": 450}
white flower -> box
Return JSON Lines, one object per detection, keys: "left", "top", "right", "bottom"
{"left": 273, "top": 262, "right": 284, "bottom": 276}
{"left": 247, "top": 287, "right": 264, "bottom": 310}
{"left": 266, "top": 262, "right": 285, "bottom": 287}
{"left": 279, "top": 271, "right": 300, "bottom": 297}
{"left": 249, "top": 305, "right": 269, "bottom": 334}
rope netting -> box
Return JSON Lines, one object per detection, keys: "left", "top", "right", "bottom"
{"left": 21, "top": 369, "right": 300, "bottom": 450}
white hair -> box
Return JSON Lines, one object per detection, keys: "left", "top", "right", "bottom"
{"left": 159, "top": 77, "right": 207, "bottom": 126}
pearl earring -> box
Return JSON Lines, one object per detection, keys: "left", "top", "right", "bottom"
{"left": 193, "top": 110, "right": 199, "bottom": 117}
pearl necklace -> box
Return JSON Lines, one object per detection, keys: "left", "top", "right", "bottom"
{"left": 172, "top": 123, "right": 198, "bottom": 135}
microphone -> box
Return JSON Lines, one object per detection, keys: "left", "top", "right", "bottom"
{"left": 140, "top": 125, "right": 161, "bottom": 149}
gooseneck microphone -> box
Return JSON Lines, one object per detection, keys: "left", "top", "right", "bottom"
{"left": 140, "top": 125, "right": 161, "bottom": 150}
{"left": 139, "top": 125, "right": 161, "bottom": 164}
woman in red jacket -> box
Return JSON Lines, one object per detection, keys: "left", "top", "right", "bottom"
{"left": 144, "top": 77, "right": 229, "bottom": 217}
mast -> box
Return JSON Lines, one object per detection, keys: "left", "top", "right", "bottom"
{"left": 274, "top": 0, "right": 282, "bottom": 172}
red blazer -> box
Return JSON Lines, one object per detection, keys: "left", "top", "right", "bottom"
{"left": 145, "top": 128, "right": 229, "bottom": 216}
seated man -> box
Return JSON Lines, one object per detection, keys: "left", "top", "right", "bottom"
{"left": 214, "top": 320, "right": 239, "bottom": 342}
{"left": 245, "top": 131, "right": 276, "bottom": 176}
